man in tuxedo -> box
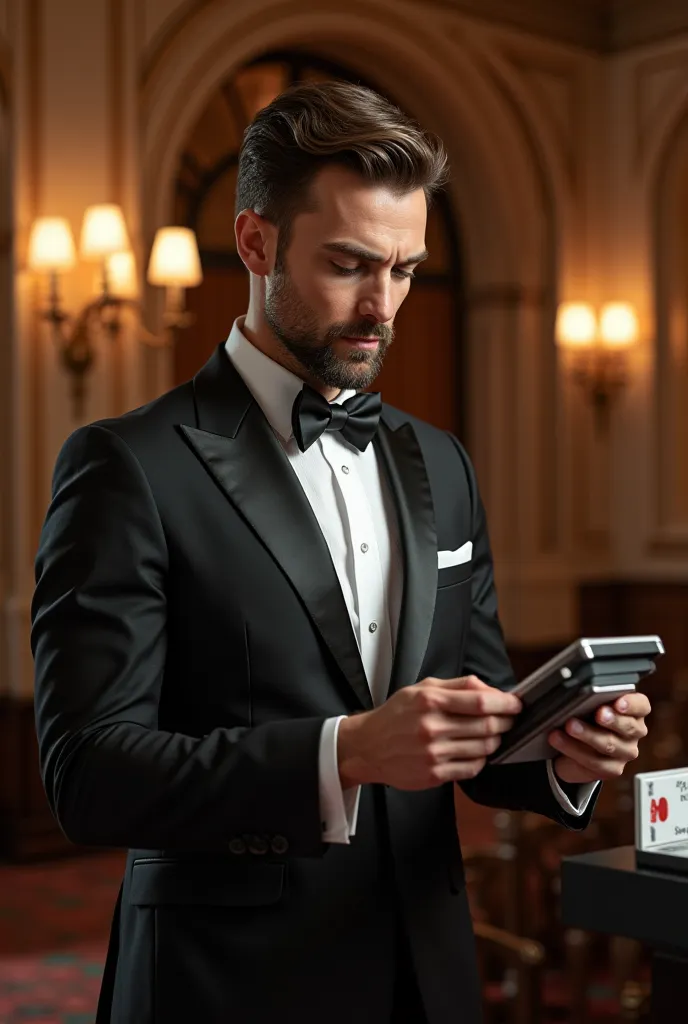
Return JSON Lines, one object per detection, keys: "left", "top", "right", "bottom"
{"left": 32, "top": 82, "right": 650, "bottom": 1024}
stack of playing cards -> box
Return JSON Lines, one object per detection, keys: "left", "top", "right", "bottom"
{"left": 489, "top": 635, "right": 664, "bottom": 766}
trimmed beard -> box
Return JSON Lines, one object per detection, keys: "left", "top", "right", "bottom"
{"left": 264, "top": 268, "right": 394, "bottom": 391}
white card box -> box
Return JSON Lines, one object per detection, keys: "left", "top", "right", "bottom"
{"left": 635, "top": 767, "right": 688, "bottom": 873}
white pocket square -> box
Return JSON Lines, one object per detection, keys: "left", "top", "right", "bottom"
{"left": 437, "top": 541, "right": 472, "bottom": 569}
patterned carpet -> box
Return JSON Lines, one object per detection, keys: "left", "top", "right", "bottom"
{"left": 0, "top": 853, "right": 124, "bottom": 1024}
{"left": 0, "top": 841, "right": 642, "bottom": 1022}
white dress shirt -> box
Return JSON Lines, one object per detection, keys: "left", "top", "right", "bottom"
{"left": 224, "top": 319, "right": 597, "bottom": 843}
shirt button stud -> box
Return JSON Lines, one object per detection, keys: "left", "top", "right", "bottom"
{"left": 228, "top": 838, "right": 247, "bottom": 855}
{"left": 369, "top": 621, "right": 378, "bottom": 633}
{"left": 360, "top": 543, "right": 369, "bottom": 553}
{"left": 341, "top": 465, "right": 350, "bottom": 474}
{"left": 271, "top": 835, "right": 289, "bottom": 855}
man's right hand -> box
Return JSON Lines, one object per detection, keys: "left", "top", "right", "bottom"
{"left": 337, "top": 675, "right": 522, "bottom": 791}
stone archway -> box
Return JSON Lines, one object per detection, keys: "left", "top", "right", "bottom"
{"left": 139, "top": 0, "right": 551, "bottom": 350}
{"left": 168, "top": 49, "right": 466, "bottom": 436}
{"left": 139, "top": 0, "right": 570, "bottom": 642}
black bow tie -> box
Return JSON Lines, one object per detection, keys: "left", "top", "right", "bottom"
{"left": 291, "top": 385, "right": 382, "bottom": 453}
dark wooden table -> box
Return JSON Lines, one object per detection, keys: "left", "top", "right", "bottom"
{"left": 561, "top": 845, "right": 688, "bottom": 1023}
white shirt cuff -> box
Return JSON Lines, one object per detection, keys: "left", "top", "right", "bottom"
{"left": 547, "top": 759, "right": 600, "bottom": 816}
{"left": 318, "top": 716, "right": 362, "bottom": 843}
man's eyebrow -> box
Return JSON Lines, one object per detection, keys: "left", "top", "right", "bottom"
{"left": 322, "top": 242, "right": 429, "bottom": 266}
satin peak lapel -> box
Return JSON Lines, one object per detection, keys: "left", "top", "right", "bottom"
{"left": 376, "top": 415, "right": 438, "bottom": 696}
{"left": 179, "top": 345, "right": 373, "bottom": 711}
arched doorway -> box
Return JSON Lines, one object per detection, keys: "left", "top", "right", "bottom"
{"left": 140, "top": 1, "right": 568, "bottom": 632}
{"left": 171, "top": 51, "right": 465, "bottom": 436}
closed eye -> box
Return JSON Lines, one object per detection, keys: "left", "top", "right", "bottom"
{"left": 330, "top": 262, "right": 415, "bottom": 280}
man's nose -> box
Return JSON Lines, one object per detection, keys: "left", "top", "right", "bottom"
{"left": 357, "top": 280, "right": 395, "bottom": 325}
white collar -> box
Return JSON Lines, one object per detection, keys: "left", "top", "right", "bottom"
{"left": 224, "top": 317, "right": 357, "bottom": 443}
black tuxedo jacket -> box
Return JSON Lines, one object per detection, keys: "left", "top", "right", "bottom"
{"left": 31, "top": 343, "right": 595, "bottom": 1024}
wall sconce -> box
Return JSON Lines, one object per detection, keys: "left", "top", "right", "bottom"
{"left": 556, "top": 301, "right": 639, "bottom": 433}
{"left": 147, "top": 227, "right": 203, "bottom": 329}
{"left": 28, "top": 205, "right": 203, "bottom": 417}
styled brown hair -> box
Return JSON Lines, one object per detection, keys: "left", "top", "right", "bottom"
{"left": 235, "top": 80, "right": 449, "bottom": 242}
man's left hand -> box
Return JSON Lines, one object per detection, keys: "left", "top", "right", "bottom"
{"left": 548, "top": 693, "right": 651, "bottom": 785}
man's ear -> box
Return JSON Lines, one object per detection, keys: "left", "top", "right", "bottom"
{"left": 235, "top": 209, "right": 277, "bottom": 276}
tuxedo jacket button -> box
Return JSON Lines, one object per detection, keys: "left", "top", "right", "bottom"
{"left": 229, "top": 838, "right": 247, "bottom": 855}
{"left": 247, "top": 835, "right": 269, "bottom": 855}
{"left": 271, "top": 835, "right": 289, "bottom": 855}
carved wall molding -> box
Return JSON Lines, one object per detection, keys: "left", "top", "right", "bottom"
{"left": 455, "top": 44, "right": 570, "bottom": 563}
{"left": 650, "top": 106, "right": 688, "bottom": 558}
{"left": 633, "top": 49, "right": 688, "bottom": 177}
{"left": 425, "top": 0, "right": 688, "bottom": 54}
{"left": 609, "top": 0, "right": 688, "bottom": 53}
{"left": 422, "top": 0, "right": 608, "bottom": 52}
{"left": 494, "top": 43, "right": 589, "bottom": 194}
{"left": 0, "top": 29, "right": 11, "bottom": 107}
{"left": 466, "top": 284, "right": 550, "bottom": 309}
{"left": 23, "top": 0, "right": 43, "bottom": 564}
{"left": 649, "top": 530, "right": 688, "bottom": 559}
{"left": 0, "top": 8, "right": 12, "bottom": 702}
{"left": 142, "top": 0, "right": 213, "bottom": 83}
{"left": 0, "top": 74, "right": 7, "bottom": 715}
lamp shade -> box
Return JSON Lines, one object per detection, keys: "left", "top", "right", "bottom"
{"left": 106, "top": 251, "right": 139, "bottom": 298}
{"left": 80, "top": 204, "right": 130, "bottom": 260}
{"left": 147, "top": 228, "right": 203, "bottom": 288}
{"left": 555, "top": 302, "right": 597, "bottom": 348}
{"left": 599, "top": 302, "right": 639, "bottom": 349}
{"left": 28, "top": 217, "right": 76, "bottom": 272}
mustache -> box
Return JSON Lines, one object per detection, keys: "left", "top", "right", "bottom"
{"left": 325, "top": 322, "right": 394, "bottom": 344}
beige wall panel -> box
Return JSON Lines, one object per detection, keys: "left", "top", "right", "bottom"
{"left": 603, "top": 39, "right": 688, "bottom": 577}
{"left": 0, "top": 87, "right": 9, "bottom": 696}
{"left": 652, "top": 107, "right": 688, "bottom": 552}
{"left": 0, "top": 0, "right": 10, "bottom": 41}
{"left": 143, "top": 0, "right": 191, "bottom": 53}
{"left": 39, "top": 0, "right": 112, "bottom": 489}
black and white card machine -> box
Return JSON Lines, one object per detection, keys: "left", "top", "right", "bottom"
{"left": 488, "top": 635, "right": 664, "bottom": 766}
